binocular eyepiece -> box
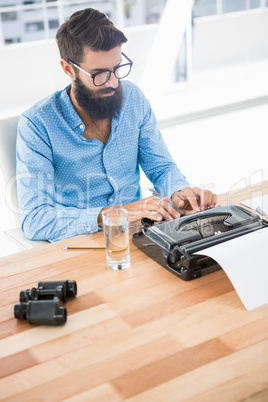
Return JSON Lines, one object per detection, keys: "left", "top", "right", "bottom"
{"left": 14, "top": 280, "right": 77, "bottom": 326}
{"left": 20, "top": 280, "right": 77, "bottom": 303}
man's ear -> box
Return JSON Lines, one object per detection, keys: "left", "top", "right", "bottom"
{"left": 60, "top": 59, "right": 75, "bottom": 78}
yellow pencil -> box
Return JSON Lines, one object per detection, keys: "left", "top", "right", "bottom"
{"left": 63, "top": 246, "right": 128, "bottom": 253}
{"left": 63, "top": 246, "right": 106, "bottom": 250}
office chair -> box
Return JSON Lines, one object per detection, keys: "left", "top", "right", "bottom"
{"left": 0, "top": 115, "right": 49, "bottom": 250}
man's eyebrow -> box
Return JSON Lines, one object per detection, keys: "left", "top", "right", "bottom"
{"left": 89, "top": 59, "right": 123, "bottom": 73}
{"left": 90, "top": 68, "right": 108, "bottom": 73}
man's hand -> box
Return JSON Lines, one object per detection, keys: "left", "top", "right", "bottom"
{"left": 98, "top": 187, "right": 217, "bottom": 227}
{"left": 172, "top": 186, "right": 217, "bottom": 212}
{"left": 98, "top": 195, "right": 180, "bottom": 226}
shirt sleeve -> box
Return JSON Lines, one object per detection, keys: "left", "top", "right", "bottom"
{"left": 16, "top": 115, "right": 102, "bottom": 242}
{"left": 138, "top": 95, "right": 189, "bottom": 198}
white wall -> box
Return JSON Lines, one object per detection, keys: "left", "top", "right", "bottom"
{"left": 192, "top": 10, "right": 268, "bottom": 70}
{"left": 0, "top": 40, "right": 69, "bottom": 117}
{"left": 160, "top": 103, "right": 268, "bottom": 196}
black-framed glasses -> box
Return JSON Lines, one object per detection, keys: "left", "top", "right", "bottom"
{"left": 66, "top": 52, "right": 133, "bottom": 87}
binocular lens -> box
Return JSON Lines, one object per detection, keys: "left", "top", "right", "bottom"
{"left": 14, "top": 300, "right": 67, "bottom": 326}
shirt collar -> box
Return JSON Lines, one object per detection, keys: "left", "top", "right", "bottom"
{"left": 60, "top": 85, "right": 83, "bottom": 130}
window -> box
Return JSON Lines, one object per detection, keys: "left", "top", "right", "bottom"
{"left": 23, "top": 1, "right": 41, "bottom": 4}
{"left": 5, "top": 37, "right": 21, "bottom": 44}
{"left": 193, "top": 0, "right": 265, "bottom": 18}
{"left": 23, "top": 1, "right": 41, "bottom": 11}
{"left": 222, "top": 0, "right": 246, "bottom": 13}
{"left": 193, "top": 0, "right": 217, "bottom": 18}
{"left": 250, "top": 0, "right": 260, "bottom": 7}
{"left": 25, "top": 21, "right": 44, "bottom": 32}
{"left": 48, "top": 19, "right": 59, "bottom": 29}
{"left": 1, "top": 11, "right": 17, "bottom": 21}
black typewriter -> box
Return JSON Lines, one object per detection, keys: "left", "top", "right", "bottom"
{"left": 132, "top": 204, "right": 268, "bottom": 281}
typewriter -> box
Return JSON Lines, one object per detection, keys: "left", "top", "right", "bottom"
{"left": 132, "top": 204, "right": 268, "bottom": 281}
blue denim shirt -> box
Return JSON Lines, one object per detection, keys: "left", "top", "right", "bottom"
{"left": 17, "top": 80, "right": 189, "bottom": 242}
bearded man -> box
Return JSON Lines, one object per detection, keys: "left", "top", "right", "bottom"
{"left": 17, "top": 8, "right": 216, "bottom": 242}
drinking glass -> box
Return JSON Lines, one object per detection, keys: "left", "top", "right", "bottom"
{"left": 102, "top": 208, "right": 130, "bottom": 270}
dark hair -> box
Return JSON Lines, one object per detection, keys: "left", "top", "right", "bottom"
{"left": 56, "top": 8, "right": 127, "bottom": 63}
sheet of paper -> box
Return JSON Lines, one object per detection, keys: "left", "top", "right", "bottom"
{"left": 240, "top": 193, "right": 268, "bottom": 216}
{"left": 194, "top": 228, "right": 268, "bottom": 310}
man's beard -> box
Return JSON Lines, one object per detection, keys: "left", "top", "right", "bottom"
{"left": 73, "top": 76, "right": 123, "bottom": 121}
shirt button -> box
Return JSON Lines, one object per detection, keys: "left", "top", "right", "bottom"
{"left": 109, "top": 198, "right": 113, "bottom": 203}
{"left": 86, "top": 227, "right": 91, "bottom": 231}
{"left": 80, "top": 124, "right": 83, "bottom": 129}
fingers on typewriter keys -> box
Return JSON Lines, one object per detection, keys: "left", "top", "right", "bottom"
{"left": 199, "top": 191, "right": 216, "bottom": 211}
{"left": 155, "top": 197, "right": 180, "bottom": 221}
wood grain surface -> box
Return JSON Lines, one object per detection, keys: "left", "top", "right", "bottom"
{"left": 0, "top": 181, "right": 268, "bottom": 401}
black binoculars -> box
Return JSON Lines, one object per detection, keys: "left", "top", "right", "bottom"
{"left": 14, "top": 280, "right": 77, "bottom": 326}
{"left": 20, "top": 280, "right": 77, "bottom": 303}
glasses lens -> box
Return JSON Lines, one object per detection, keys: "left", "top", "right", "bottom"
{"left": 94, "top": 72, "right": 110, "bottom": 86}
{"left": 115, "top": 63, "right": 132, "bottom": 79}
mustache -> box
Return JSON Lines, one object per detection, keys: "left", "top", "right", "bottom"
{"left": 97, "top": 87, "right": 118, "bottom": 95}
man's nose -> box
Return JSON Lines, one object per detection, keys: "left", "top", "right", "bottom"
{"left": 106, "top": 71, "right": 118, "bottom": 88}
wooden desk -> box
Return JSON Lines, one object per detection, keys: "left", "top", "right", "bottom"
{"left": 1, "top": 182, "right": 268, "bottom": 401}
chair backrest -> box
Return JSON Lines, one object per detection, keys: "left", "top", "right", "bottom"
{"left": 0, "top": 115, "right": 20, "bottom": 227}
